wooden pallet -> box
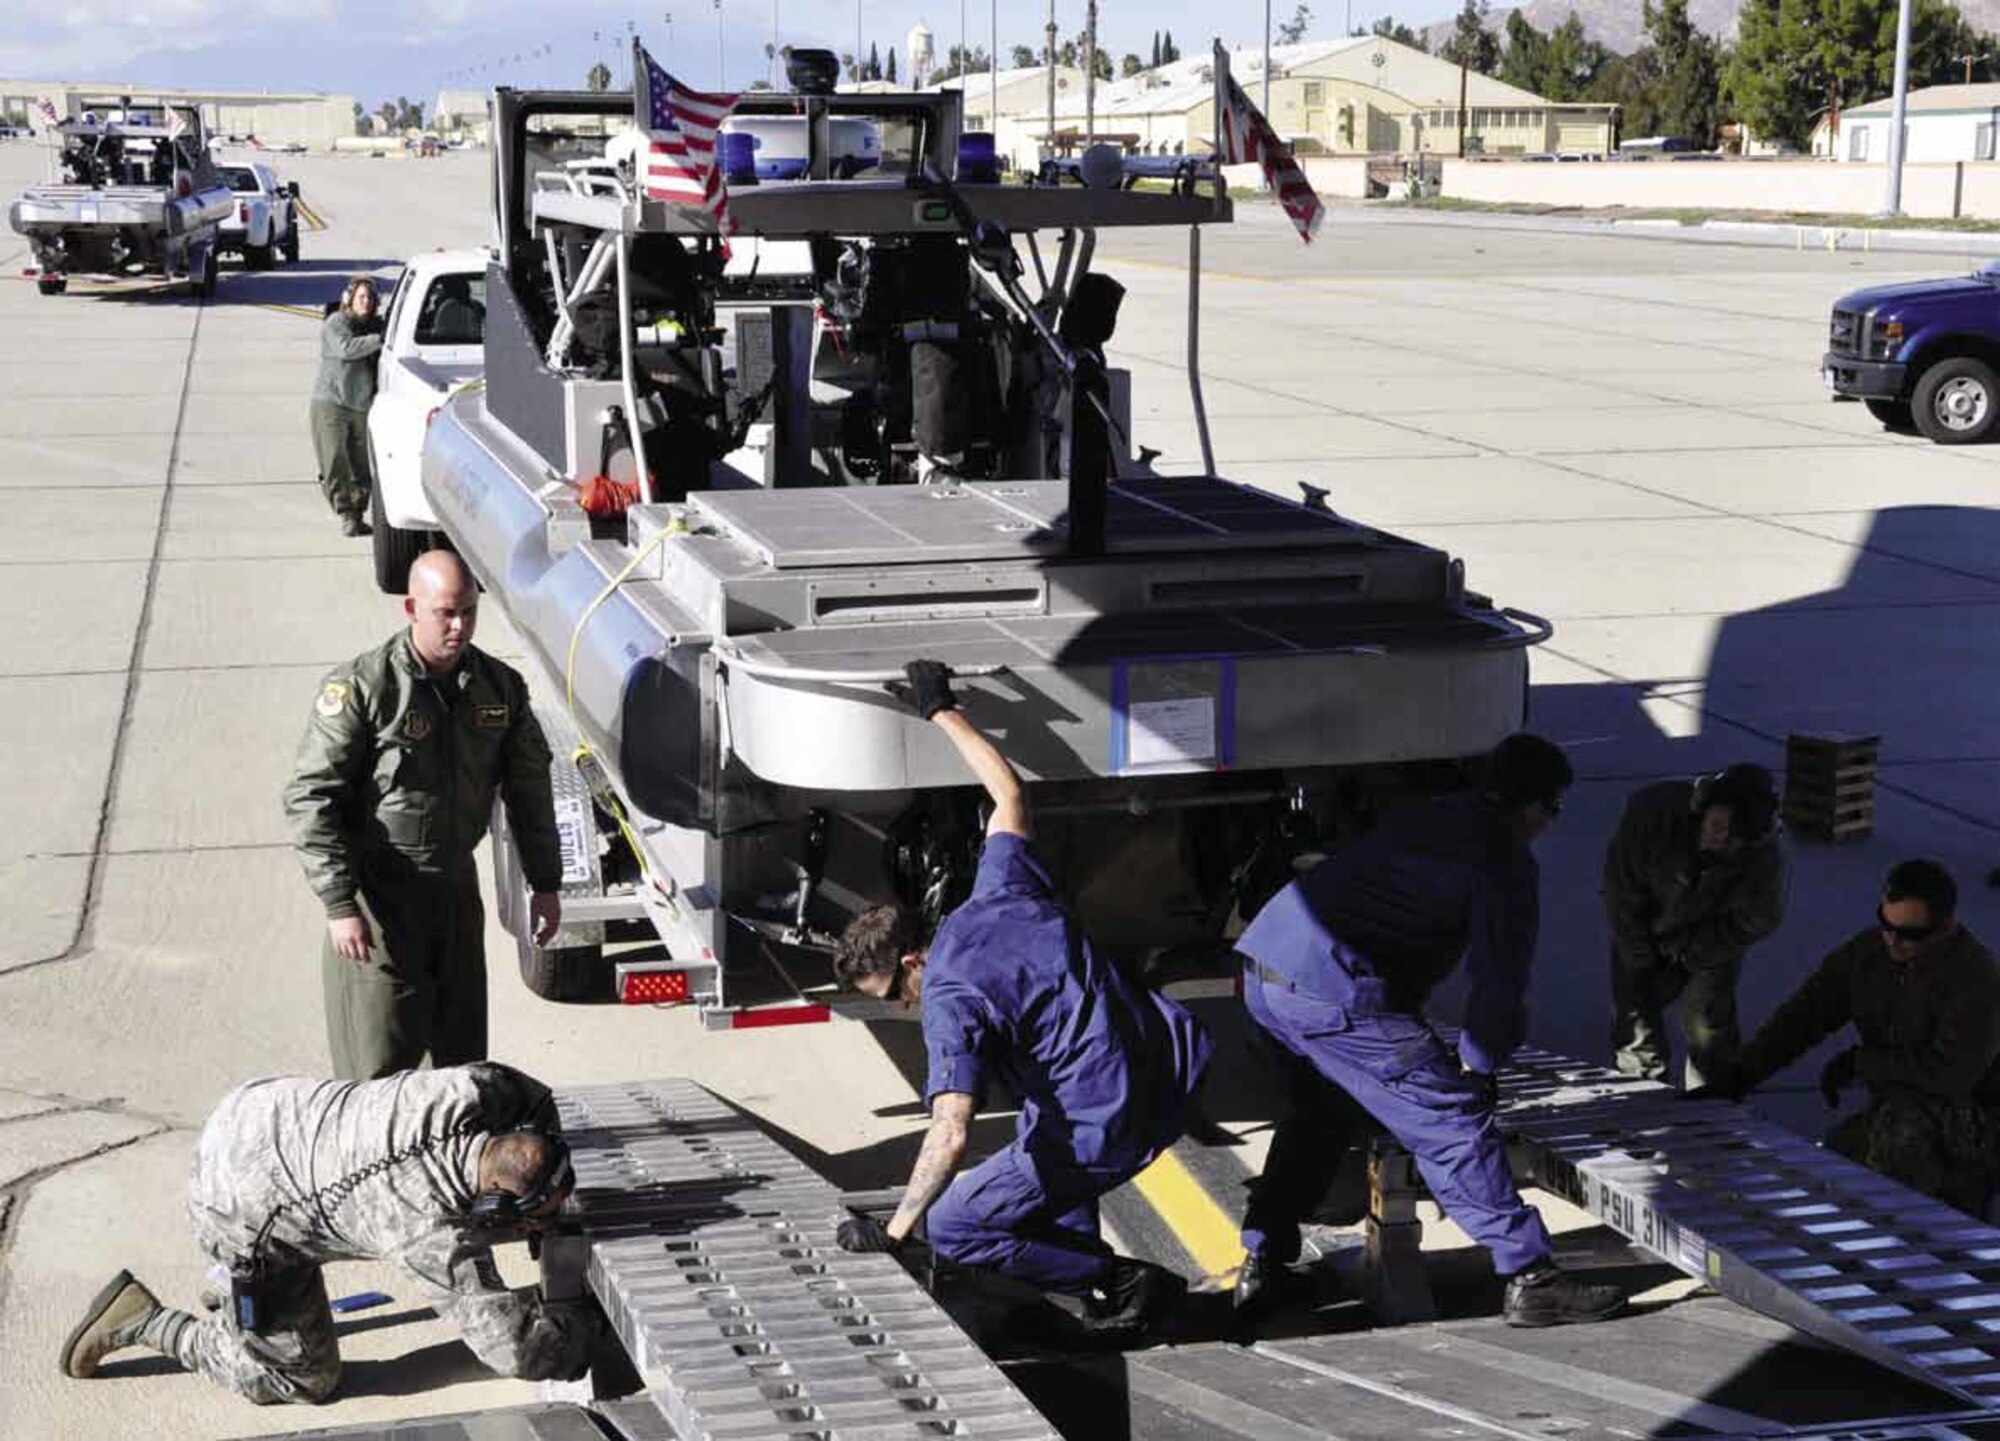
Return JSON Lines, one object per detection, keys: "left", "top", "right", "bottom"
{"left": 1784, "top": 732, "right": 1880, "bottom": 840}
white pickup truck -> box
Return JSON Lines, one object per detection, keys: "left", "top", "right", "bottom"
{"left": 213, "top": 161, "right": 299, "bottom": 269}
{"left": 366, "top": 246, "right": 490, "bottom": 592}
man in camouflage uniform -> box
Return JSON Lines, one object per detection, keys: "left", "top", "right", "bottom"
{"left": 1605, "top": 763, "right": 1790, "bottom": 1088}
{"left": 58, "top": 1062, "right": 598, "bottom": 1404}
{"left": 284, "top": 550, "right": 564, "bottom": 1079}
{"left": 1724, "top": 860, "right": 2000, "bottom": 1217}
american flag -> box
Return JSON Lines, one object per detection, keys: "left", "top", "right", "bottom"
{"left": 1217, "top": 60, "right": 1325, "bottom": 245}
{"left": 633, "top": 41, "right": 740, "bottom": 232}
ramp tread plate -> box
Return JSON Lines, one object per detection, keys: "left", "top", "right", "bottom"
{"left": 555, "top": 1079, "right": 1059, "bottom": 1441}
{"left": 1493, "top": 1044, "right": 2000, "bottom": 1407}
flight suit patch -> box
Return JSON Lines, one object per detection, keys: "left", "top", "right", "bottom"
{"left": 315, "top": 681, "right": 349, "bottom": 718}
{"left": 475, "top": 704, "right": 510, "bottom": 730}
{"left": 403, "top": 709, "right": 433, "bottom": 742}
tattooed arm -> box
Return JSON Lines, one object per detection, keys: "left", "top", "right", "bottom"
{"left": 886, "top": 1091, "right": 975, "bottom": 1242}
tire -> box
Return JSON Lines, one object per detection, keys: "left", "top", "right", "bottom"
{"left": 1913, "top": 357, "right": 2000, "bottom": 444}
{"left": 36, "top": 275, "right": 63, "bottom": 296}
{"left": 370, "top": 481, "right": 427, "bottom": 594}
{"left": 1864, "top": 398, "right": 1916, "bottom": 432}
{"left": 189, "top": 246, "right": 218, "bottom": 299}
{"left": 518, "top": 938, "right": 603, "bottom": 1002}
{"left": 280, "top": 222, "right": 299, "bottom": 263}
{"left": 245, "top": 241, "right": 274, "bottom": 270}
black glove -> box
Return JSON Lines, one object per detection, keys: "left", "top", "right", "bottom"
{"left": 903, "top": 660, "right": 958, "bottom": 721}
{"left": 836, "top": 1213, "right": 901, "bottom": 1254}
{"left": 1461, "top": 1069, "right": 1499, "bottom": 1111}
{"left": 1820, "top": 1047, "right": 1860, "bottom": 1109}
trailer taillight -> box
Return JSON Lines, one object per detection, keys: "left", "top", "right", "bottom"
{"left": 619, "top": 968, "right": 690, "bottom": 1005}
{"left": 727, "top": 1004, "right": 830, "bottom": 1029}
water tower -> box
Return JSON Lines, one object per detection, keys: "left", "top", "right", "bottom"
{"left": 906, "top": 22, "right": 934, "bottom": 85}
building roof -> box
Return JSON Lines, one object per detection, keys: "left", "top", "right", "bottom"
{"left": 1846, "top": 82, "right": 2000, "bottom": 117}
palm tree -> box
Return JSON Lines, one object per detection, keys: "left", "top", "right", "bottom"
{"left": 586, "top": 62, "right": 613, "bottom": 92}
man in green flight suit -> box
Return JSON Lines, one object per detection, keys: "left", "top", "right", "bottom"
{"left": 284, "top": 550, "right": 564, "bottom": 1079}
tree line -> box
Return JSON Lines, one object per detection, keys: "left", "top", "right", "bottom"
{"left": 1426, "top": 0, "right": 1999, "bottom": 149}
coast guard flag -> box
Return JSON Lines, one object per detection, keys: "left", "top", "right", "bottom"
{"left": 1217, "top": 50, "right": 1325, "bottom": 244}
{"left": 633, "top": 41, "right": 741, "bottom": 234}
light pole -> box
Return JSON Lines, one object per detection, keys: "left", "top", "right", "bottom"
{"left": 960, "top": 0, "right": 968, "bottom": 85}
{"left": 1263, "top": 0, "right": 1272, "bottom": 118}
{"left": 989, "top": 0, "right": 997, "bottom": 129}
{"left": 1085, "top": 0, "right": 1097, "bottom": 145}
{"left": 715, "top": 0, "right": 725, "bottom": 87}
{"left": 1882, "top": 0, "right": 1912, "bottom": 214}
{"left": 771, "top": 0, "right": 779, "bottom": 86}
{"left": 665, "top": 11, "right": 674, "bottom": 63}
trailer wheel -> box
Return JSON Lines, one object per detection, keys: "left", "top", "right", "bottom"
{"left": 36, "top": 275, "right": 65, "bottom": 296}
{"left": 245, "top": 241, "right": 274, "bottom": 270}
{"left": 518, "top": 937, "right": 604, "bottom": 1001}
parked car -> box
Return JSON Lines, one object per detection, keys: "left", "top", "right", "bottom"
{"left": 213, "top": 162, "right": 299, "bottom": 269}
{"left": 1823, "top": 262, "right": 2000, "bottom": 444}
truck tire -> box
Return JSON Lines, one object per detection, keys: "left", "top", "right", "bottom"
{"left": 245, "top": 241, "right": 274, "bottom": 270}
{"left": 36, "top": 275, "right": 65, "bottom": 296}
{"left": 1864, "top": 398, "right": 1916, "bottom": 432}
{"left": 518, "top": 937, "right": 604, "bottom": 1002}
{"left": 1913, "top": 357, "right": 2000, "bottom": 444}
{"left": 280, "top": 222, "right": 299, "bottom": 263}
{"left": 370, "top": 483, "right": 428, "bottom": 594}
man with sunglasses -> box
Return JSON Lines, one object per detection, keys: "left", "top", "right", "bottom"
{"left": 57, "top": 1061, "right": 597, "bottom": 1405}
{"left": 831, "top": 661, "right": 1213, "bottom": 1340}
{"left": 1605, "top": 763, "right": 1790, "bottom": 1089}
{"left": 1231, "top": 733, "right": 1626, "bottom": 1328}
{"left": 1720, "top": 860, "right": 2000, "bottom": 1215}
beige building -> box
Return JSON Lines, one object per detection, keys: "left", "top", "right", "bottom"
{"left": 966, "top": 39, "right": 1616, "bottom": 169}
{"left": 431, "top": 89, "right": 491, "bottom": 143}
{"left": 0, "top": 80, "right": 356, "bottom": 147}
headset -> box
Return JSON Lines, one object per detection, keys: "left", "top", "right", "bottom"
{"left": 1690, "top": 764, "right": 1779, "bottom": 844}
{"left": 465, "top": 1127, "right": 575, "bottom": 1228}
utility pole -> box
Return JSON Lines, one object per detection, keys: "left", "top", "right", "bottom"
{"left": 1882, "top": 0, "right": 1911, "bottom": 214}
{"left": 1456, "top": 57, "right": 1472, "bottom": 158}
{"left": 1263, "top": 0, "right": 1272, "bottom": 118}
{"left": 1085, "top": 0, "right": 1097, "bottom": 145}
{"left": 1046, "top": 0, "right": 1058, "bottom": 158}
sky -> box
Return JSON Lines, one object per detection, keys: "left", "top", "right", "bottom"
{"left": 0, "top": 0, "right": 1422, "bottom": 109}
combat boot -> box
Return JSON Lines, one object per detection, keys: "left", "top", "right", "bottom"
{"left": 1231, "top": 1250, "right": 1307, "bottom": 1319}
{"left": 1083, "top": 1259, "right": 1187, "bottom": 1337}
{"left": 60, "top": 1270, "right": 188, "bottom": 1377}
{"left": 1502, "top": 1261, "right": 1626, "bottom": 1328}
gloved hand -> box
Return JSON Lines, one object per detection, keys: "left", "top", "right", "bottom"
{"left": 1461, "top": 1069, "right": 1499, "bottom": 1111}
{"left": 1682, "top": 1060, "right": 1752, "bottom": 1103}
{"left": 903, "top": 660, "right": 958, "bottom": 721}
{"left": 1820, "top": 1047, "right": 1860, "bottom": 1109}
{"left": 836, "top": 1213, "right": 901, "bottom": 1254}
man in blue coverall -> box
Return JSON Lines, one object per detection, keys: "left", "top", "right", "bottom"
{"left": 832, "top": 660, "right": 1214, "bottom": 1338}
{"left": 1232, "top": 733, "right": 1626, "bottom": 1328}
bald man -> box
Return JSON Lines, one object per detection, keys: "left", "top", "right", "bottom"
{"left": 284, "top": 551, "right": 564, "bottom": 1079}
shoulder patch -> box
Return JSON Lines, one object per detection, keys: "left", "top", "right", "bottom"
{"left": 315, "top": 681, "right": 350, "bottom": 719}
{"left": 475, "top": 703, "right": 510, "bottom": 730}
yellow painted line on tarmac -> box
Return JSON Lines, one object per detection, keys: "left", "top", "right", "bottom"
{"left": 256, "top": 302, "right": 330, "bottom": 320}
{"left": 1131, "top": 1147, "right": 1247, "bottom": 1284}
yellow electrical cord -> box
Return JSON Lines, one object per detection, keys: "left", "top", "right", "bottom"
{"left": 561, "top": 509, "right": 690, "bottom": 878}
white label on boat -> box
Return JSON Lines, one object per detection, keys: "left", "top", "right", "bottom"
{"left": 1128, "top": 696, "right": 1216, "bottom": 768}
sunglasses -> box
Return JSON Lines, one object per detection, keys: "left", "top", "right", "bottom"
{"left": 1878, "top": 906, "right": 1940, "bottom": 944}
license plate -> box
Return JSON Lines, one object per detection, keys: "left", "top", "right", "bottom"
{"left": 1822, "top": 366, "right": 1838, "bottom": 392}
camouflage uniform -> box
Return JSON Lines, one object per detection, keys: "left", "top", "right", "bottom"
{"left": 155, "top": 1063, "right": 593, "bottom": 1404}
{"left": 1740, "top": 924, "right": 2000, "bottom": 1217}
{"left": 282, "top": 633, "right": 563, "bottom": 1079}
{"left": 1604, "top": 779, "right": 1789, "bottom": 1085}
{"left": 310, "top": 310, "right": 383, "bottom": 524}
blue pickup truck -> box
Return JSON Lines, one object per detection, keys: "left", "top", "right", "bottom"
{"left": 1823, "top": 260, "right": 2000, "bottom": 443}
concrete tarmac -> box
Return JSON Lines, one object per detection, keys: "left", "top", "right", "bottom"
{"left": 1, "top": 141, "right": 1998, "bottom": 1438}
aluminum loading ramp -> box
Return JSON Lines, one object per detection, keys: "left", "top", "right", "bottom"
{"left": 1495, "top": 1046, "right": 2000, "bottom": 1409}
{"left": 554, "top": 1078, "right": 1060, "bottom": 1441}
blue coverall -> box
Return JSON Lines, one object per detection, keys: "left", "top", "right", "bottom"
{"left": 1237, "top": 790, "right": 1553, "bottom": 1277}
{"left": 922, "top": 833, "right": 1214, "bottom": 1293}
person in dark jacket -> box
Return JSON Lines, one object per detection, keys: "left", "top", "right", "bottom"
{"left": 283, "top": 550, "right": 563, "bottom": 1079}
{"left": 312, "top": 275, "right": 385, "bottom": 537}
{"left": 1721, "top": 860, "right": 2000, "bottom": 1216}
{"left": 1231, "top": 734, "right": 1625, "bottom": 1329}
{"left": 1606, "top": 764, "right": 1789, "bottom": 1088}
